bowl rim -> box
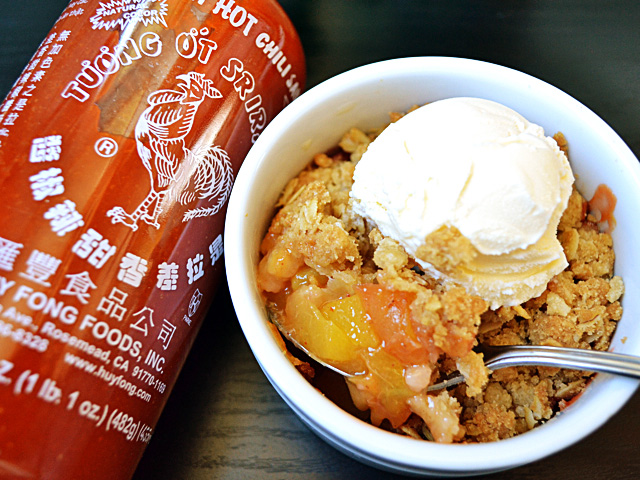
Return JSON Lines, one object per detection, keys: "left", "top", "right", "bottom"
{"left": 224, "top": 56, "right": 640, "bottom": 475}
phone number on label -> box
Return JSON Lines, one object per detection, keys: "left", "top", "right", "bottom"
{"left": 0, "top": 319, "right": 48, "bottom": 352}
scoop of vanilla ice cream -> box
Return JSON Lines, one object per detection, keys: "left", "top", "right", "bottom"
{"left": 350, "top": 97, "right": 574, "bottom": 309}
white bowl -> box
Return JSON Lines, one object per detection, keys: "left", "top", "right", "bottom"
{"left": 224, "top": 57, "right": 640, "bottom": 476}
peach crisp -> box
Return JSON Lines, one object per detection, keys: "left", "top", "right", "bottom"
{"left": 257, "top": 110, "right": 623, "bottom": 443}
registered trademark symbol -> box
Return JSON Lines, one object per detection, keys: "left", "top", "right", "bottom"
{"left": 94, "top": 137, "right": 119, "bottom": 158}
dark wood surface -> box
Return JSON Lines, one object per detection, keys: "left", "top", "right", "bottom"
{"left": 2, "top": 1, "right": 639, "bottom": 479}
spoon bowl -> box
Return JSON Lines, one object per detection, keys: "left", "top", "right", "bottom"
{"left": 272, "top": 315, "right": 640, "bottom": 391}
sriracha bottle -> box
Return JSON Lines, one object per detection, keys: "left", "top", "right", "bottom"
{"left": 0, "top": 1, "right": 305, "bottom": 478}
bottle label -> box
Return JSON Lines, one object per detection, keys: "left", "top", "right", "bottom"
{"left": 0, "top": 0, "right": 304, "bottom": 477}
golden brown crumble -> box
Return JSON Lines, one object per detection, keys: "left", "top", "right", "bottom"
{"left": 416, "top": 225, "right": 478, "bottom": 274}
{"left": 258, "top": 115, "right": 623, "bottom": 443}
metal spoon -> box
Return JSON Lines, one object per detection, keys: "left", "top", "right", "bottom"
{"left": 273, "top": 319, "right": 640, "bottom": 391}
{"left": 427, "top": 344, "right": 640, "bottom": 391}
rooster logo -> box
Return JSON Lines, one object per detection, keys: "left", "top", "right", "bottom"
{"left": 107, "top": 72, "right": 234, "bottom": 231}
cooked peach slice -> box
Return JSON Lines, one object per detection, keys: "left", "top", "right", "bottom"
{"left": 320, "top": 295, "right": 380, "bottom": 349}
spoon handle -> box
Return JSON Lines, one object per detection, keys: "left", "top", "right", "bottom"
{"left": 483, "top": 345, "right": 640, "bottom": 379}
{"left": 427, "top": 345, "right": 640, "bottom": 392}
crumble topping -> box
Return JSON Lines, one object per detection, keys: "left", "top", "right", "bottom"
{"left": 258, "top": 116, "right": 623, "bottom": 443}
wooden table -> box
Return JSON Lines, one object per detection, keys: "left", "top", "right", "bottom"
{"left": 2, "top": 1, "right": 639, "bottom": 478}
